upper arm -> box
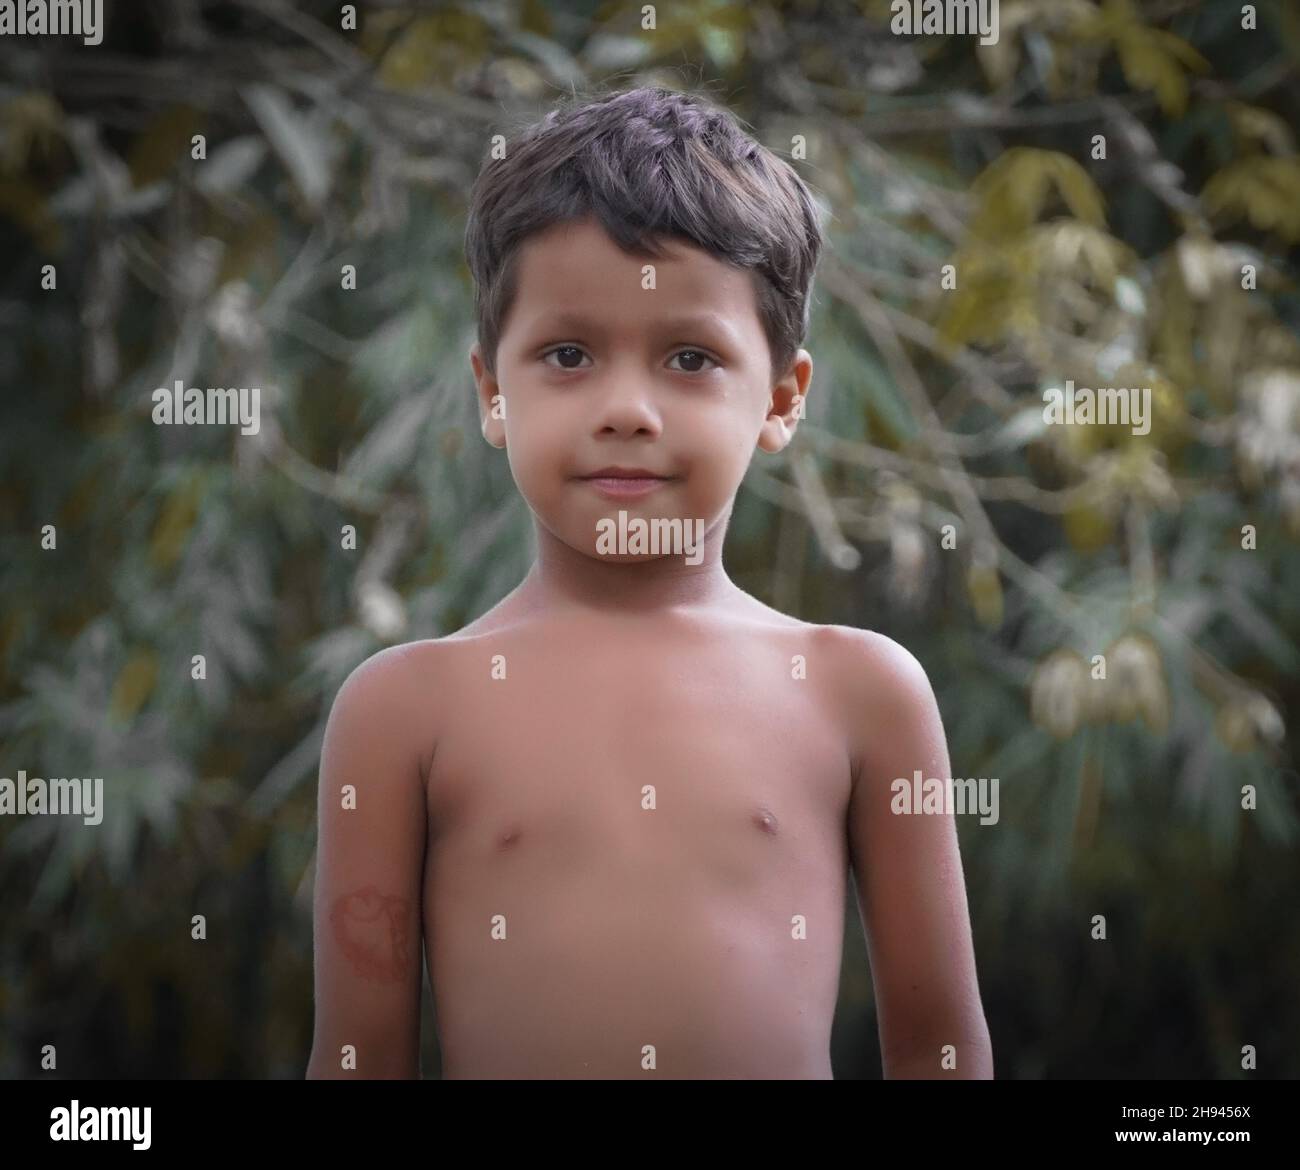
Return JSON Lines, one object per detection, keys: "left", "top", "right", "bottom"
{"left": 306, "top": 646, "right": 430, "bottom": 1079}
{"left": 839, "top": 630, "right": 992, "bottom": 1078}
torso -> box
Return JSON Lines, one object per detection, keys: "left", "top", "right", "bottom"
{"left": 414, "top": 604, "right": 855, "bottom": 1078}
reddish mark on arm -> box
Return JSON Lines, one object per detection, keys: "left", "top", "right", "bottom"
{"left": 330, "top": 885, "right": 413, "bottom": 983}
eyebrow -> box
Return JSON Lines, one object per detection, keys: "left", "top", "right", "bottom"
{"left": 530, "top": 311, "right": 742, "bottom": 347}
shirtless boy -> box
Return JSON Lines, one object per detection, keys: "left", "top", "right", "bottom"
{"left": 306, "top": 86, "right": 993, "bottom": 1079}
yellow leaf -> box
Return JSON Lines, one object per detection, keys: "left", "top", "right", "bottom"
{"left": 217, "top": 209, "right": 278, "bottom": 286}
{"left": 377, "top": 12, "right": 490, "bottom": 91}
{"left": 128, "top": 105, "right": 204, "bottom": 189}
{"left": 1153, "top": 27, "right": 1210, "bottom": 74}
{"left": 519, "top": 0, "right": 552, "bottom": 36}
{"left": 967, "top": 563, "right": 1003, "bottom": 628}
{"left": 149, "top": 473, "right": 204, "bottom": 570}
{"left": 1114, "top": 25, "right": 1207, "bottom": 119}
{"left": 936, "top": 265, "right": 1027, "bottom": 348}
{"left": 1028, "top": 220, "right": 1130, "bottom": 286}
{"left": 1064, "top": 504, "right": 1114, "bottom": 551}
{"left": 1203, "top": 158, "right": 1300, "bottom": 242}
{"left": 969, "top": 148, "right": 1106, "bottom": 241}
{"left": 0, "top": 91, "right": 64, "bottom": 173}
{"left": 1117, "top": 32, "right": 1186, "bottom": 118}
{"left": 1227, "top": 102, "right": 1294, "bottom": 155}
{"left": 111, "top": 652, "right": 158, "bottom": 723}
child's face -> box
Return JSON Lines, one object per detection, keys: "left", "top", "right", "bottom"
{"left": 470, "top": 215, "right": 811, "bottom": 561}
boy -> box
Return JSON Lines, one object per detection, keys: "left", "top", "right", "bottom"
{"left": 306, "top": 86, "right": 992, "bottom": 1079}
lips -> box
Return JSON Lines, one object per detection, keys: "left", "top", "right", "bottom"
{"left": 578, "top": 467, "right": 671, "bottom": 480}
{"left": 575, "top": 467, "right": 675, "bottom": 499}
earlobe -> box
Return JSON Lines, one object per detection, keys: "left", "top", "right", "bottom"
{"left": 480, "top": 405, "right": 507, "bottom": 450}
{"left": 757, "top": 416, "right": 793, "bottom": 454}
{"left": 757, "top": 349, "right": 813, "bottom": 454}
{"left": 482, "top": 414, "right": 506, "bottom": 450}
{"left": 756, "top": 396, "right": 796, "bottom": 454}
{"left": 470, "top": 343, "right": 507, "bottom": 449}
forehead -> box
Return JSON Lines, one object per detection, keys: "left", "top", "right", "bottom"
{"left": 506, "top": 216, "right": 762, "bottom": 338}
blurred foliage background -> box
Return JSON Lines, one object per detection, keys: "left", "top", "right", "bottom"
{"left": 1, "top": 0, "right": 1298, "bottom": 1079}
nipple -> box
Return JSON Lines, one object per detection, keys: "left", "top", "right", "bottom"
{"left": 752, "top": 806, "right": 779, "bottom": 835}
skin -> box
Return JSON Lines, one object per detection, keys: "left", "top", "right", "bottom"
{"left": 306, "top": 215, "right": 992, "bottom": 1079}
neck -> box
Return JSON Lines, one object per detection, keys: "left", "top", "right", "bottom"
{"left": 518, "top": 510, "right": 742, "bottom": 616}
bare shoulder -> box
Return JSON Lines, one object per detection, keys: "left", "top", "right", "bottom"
{"left": 323, "top": 637, "right": 465, "bottom": 781}
{"left": 732, "top": 598, "right": 809, "bottom": 628}
{"left": 798, "top": 625, "right": 943, "bottom": 770}
{"left": 698, "top": 596, "right": 935, "bottom": 703}
{"left": 332, "top": 638, "right": 443, "bottom": 704}
{"left": 815, "top": 624, "right": 934, "bottom": 698}
{"left": 709, "top": 595, "right": 938, "bottom": 723}
{"left": 330, "top": 626, "right": 528, "bottom": 714}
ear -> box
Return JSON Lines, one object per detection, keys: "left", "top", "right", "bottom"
{"left": 757, "top": 349, "right": 813, "bottom": 454}
{"left": 469, "top": 343, "right": 506, "bottom": 449}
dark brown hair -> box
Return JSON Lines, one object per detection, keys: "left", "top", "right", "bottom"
{"left": 463, "top": 85, "right": 824, "bottom": 380}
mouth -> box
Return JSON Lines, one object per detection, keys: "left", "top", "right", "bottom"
{"left": 575, "top": 467, "right": 676, "bottom": 499}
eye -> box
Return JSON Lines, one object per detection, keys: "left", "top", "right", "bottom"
{"left": 668, "top": 349, "right": 719, "bottom": 374}
{"left": 541, "top": 345, "right": 590, "bottom": 370}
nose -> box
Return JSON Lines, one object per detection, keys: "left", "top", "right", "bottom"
{"left": 591, "top": 367, "right": 663, "bottom": 439}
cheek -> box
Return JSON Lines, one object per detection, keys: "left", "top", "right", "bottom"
{"left": 690, "top": 400, "right": 763, "bottom": 464}
{"left": 501, "top": 394, "right": 568, "bottom": 501}
{"left": 675, "top": 410, "right": 760, "bottom": 504}
{"left": 503, "top": 428, "right": 548, "bottom": 495}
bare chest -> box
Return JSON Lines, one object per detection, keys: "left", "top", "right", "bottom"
{"left": 424, "top": 629, "right": 851, "bottom": 882}
{"left": 416, "top": 622, "right": 852, "bottom": 1076}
